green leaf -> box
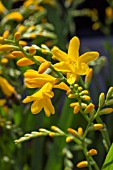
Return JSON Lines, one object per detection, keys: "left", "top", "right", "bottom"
{"left": 102, "top": 143, "right": 113, "bottom": 170}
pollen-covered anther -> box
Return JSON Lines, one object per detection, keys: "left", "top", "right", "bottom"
{"left": 87, "top": 149, "right": 97, "bottom": 156}
{"left": 84, "top": 103, "right": 94, "bottom": 114}
{"left": 77, "top": 161, "right": 88, "bottom": 168}
{"left": 29, "top": 46, "right": 36, "bottom": 55}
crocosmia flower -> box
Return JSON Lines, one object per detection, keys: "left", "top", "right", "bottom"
{"left": 22, "top": 82, "right": 55, "bottom": 116}
{"left": 52, "top": 36, "right": 99, "bottom": 84}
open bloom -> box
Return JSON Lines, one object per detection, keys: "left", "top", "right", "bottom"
{"left": 52, "top": 36, "right": 99, "bottom": 84}
{"left": 24, "top": 69, "right": 70, "bottom": 92}
{"left": 23, "top": 82, "right": 55, "bottom": 116}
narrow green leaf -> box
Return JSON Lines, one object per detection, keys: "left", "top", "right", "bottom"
{"left": 102, "top": 143, "right": 113, "bottom": 170}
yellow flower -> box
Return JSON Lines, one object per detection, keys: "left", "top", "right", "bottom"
{"left": 24, "top": 69, "right": 58, "bottom": 88}
{"left": 0, "top": 76, "right": 15, "bottom": 97}
{"left": 23, "top": 82, "right": 55, "bottom": 116}
{"left": 52, "top": 36, "right": 99, "bottom": 84}
{"left": 24, "top": 69, "right": 70, "bottom": 92}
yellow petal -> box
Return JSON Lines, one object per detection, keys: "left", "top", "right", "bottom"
{"left": 44, "top": 97, "right": 55, "bottom": 116}
{"left": 54, "top": 62, "right": 74, "bottom": 72}
{"left": 79, "top": 51, "right": 99, "bottom": 64}
{"left": 54, "top": 82, "right": 70, "bottom": 92}
{"left": 51, "top": 46, "right": 68, "bottom": 61}
{"left": 66, "top": 73, "right": 78, "bottom": 84}
{"left": 31, "top": 99, "right": 44, "bottom": 114}
{"left": 68, "top": 36, "right": 80, "bottom": 61}
{"left": 17, "top": 58, "right": 34, "bottom": 66}
{"left": 75, "top": 63, "right": 89, "bottom": 75}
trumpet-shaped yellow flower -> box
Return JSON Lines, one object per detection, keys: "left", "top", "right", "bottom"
{"left": 24, "top": 69, "right": 70, "bottom": 92}
{"left": 0, "top": 76, "right": 15, "bottom": 97}
{"left": 23, "top": 82, "right": 55, "bottom": 116}
{"left": 52, "top": 36, "right": 99, "bottom": 84}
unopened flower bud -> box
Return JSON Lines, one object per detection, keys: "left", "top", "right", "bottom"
{"left": 80, "top": 90, "right": 89, "bottom": 95}
{"left": 106, "top": 87, "right": 113, "bottom": 100}
{"left": 77, "top": 127, "right": 83, "bottom": 136}
{"left": 81, "top": 95, "right": 90, "bottom": 101}
{"left": 77, "top": 161, "right": 88, "bottom": 168}
{"left": 66, "top": 136, "right": 73, "bottom": 143}
{"left": 78, "top": 86, "right": 83, "bottom": 92}
{"left": 1, "top": 58, "right": 8, "bottom": 64}
{"left": 84, "top": 103, "right": 94, "bottom": 114}
{"left": 99, "top": 108, "right": 113, "bottom": 115}
{"left": 93, "top": 124, "right": 104, "bottom": 130}
{"left": 74, "top": 105, "right": 80, "bottom": 114}
{"left": 67, "top": 128, "right": 80, "bottom": 138}
{"left": 14, "top": 32, "right": 21, "bottom": 41}
{"left": 105, "top": 99, "right": 113, "bottom": 106}
{"left": 98, "top": 93, "right": 105, "bottom": 108}
{"left": 29, "top": 46, "right": 36, "bottom": 55}
{"left": 3, "top": 30, "right": 9, "bottom": 39}
{"left": 87, "top": 149, "right": 97, "bottom": 156}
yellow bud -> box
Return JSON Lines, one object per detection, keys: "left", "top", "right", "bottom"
{"left": 88, "top": 149, "right": 97, "bottom": 156}
{"left": 67, "top": 128, "right": 79, "bottom": 138}
{"left": 93, "top": 124, "right": 104, "bottom": 130}
{"left": 49, "top": 132, "right": 55, "bottom": 137}
{"left": 29, "top": 46, "right": 36, "bottom": 55}
{"left": 78, "top": 86, "right": 83, "bottom": 92}
{"left": 4, "top": 53, "right": 16, "bottom": 59}
{"left": 14, "top": 32, "right": 21, "bottom": 41}
{"left": 29, "top": 33, "right": 37, "bottom": 39}
{"left": 19, "top": 40, "right": 27, "bottom": 46}
{"left": 78, "top": 127, "right": 83, "bottom": 136}
{"left": 81, "top": 95, "right": 90, "bottom": 101}
{"left": 66, "top": 136, "right": 73, "bottom": 143}
{"left": 0, "top": 36, "right": 4, "bottom": 44}
{"left": 74, "top": 105, "right": 80, "bottom": 114}
{"left": 80, "top": 90, "right": 89, "bottom": 95}
{"left": 99, "top": 93, "right": 105, "bottom": 108}
{"left": 38, "top": 61, "right": 51, "bottom": 74}
{"left": 84, "top": 103, "right": 94, "bottom": 114}
{"left": 0, "top": 45, "right": 16, "bottom": 52}
{"left": 105, "top": 7, "right": 113, "bottom": 18}
{"left": 68, "top": 94, "right": 76, "bottom": 98}
{"left": 99, "top": 108, "right": 113, "bottom": 115}
{"left": 0, "top": 99, "right": 7, "bottom": 106}
{"left": 70, "top": 102, "right": 79, "bottom": 108}
{"left": 77, "top": 161, "right": 88, "bottom": 168}
{"left": 17, "top": 58, "right": 34, "bottom": 66}
{"left": 12, "top": 51, "right": 26, "bottom": 58}
{"left": 1, "top": 58, "right": 8, "bottom": 64}
{"left": 3, "top": 30, "right": 9, "bottom": 39}
{"left": 51, "top": 126, "right": 64, "bottom": 134}
{"left": 17, "top": 24, "right": 26, "bottom": 33}
{"left": 85, "top": 68, "right": 93, "bottom": 86}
